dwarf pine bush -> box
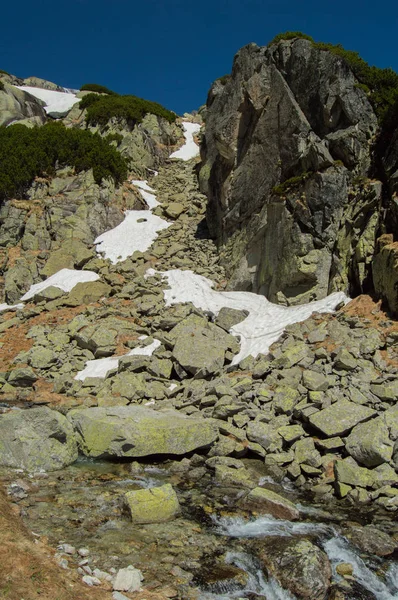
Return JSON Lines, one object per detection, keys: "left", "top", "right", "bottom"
{"left": 0, "top": 121, "right": 128, "bottom": 202}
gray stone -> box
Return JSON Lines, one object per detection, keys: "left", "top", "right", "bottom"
{"left": 308, "top": 399, "right": 375, "bottom": 437}
{"left": 239, "top": 487, "right": 299, "bottom": 520}
{"left": 113, "top": 566, "right": 143, "bottom": 592}
{"left": 346, "top": 417, "right": 393, "bottom": 467}
{"left": 370, "top": 380, "right": 398, "bottom": 402}
{"left": 68, "top": 406, "right": 218, "bottom": 458}
{"left": 0, "top": 407, "right": 78, "bottom": 471}
{"left": 215, "top": 307, "right": 248, "bottom": 332}
{"left": 334, "top": 458, "right": 374, "bottom": 488}
{"left": 302, "top": 370, "right": 329, "bottom": 391}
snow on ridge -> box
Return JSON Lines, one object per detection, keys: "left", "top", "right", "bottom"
{"left": 170, "top": 122, "right": 201, "bottom": 161}
{"left": 20, "top": 268, "right": 99, "bottom": 301}
{"left": 146, "top": 268, "right": 349, "bottom": 364}
{"left": 75, "top": 338, "right": 161, "bottom": 381}
{"left": 17, "top": 86, "right": 81, "bottom": 116}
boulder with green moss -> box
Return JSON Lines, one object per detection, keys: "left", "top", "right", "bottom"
{"left": 68, "top": 406, "right": 218, "bottom": 458}
{"left": 125, "top": 484, "right": 180, "bottom": 523}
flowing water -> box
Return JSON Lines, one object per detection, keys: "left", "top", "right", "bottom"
{"left": 2, "top": 458, "right": 397, "bottom": 599}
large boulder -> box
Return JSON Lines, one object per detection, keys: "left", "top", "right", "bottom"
{"left": 256, "top": 538, "right": 331, "bottom": 600}
{"left": 125, "top": 484, "right": 180, "bottom": 523}
{"left": 345, "top": 417, "right": 394, "bottom": 467}
{"left": 68, "top": 406, "right": 218, "bottom": 458}
{"left": 0, "top": 407, "right": 78, "bottom": 471}
{"left": 238, "top": 487, "right": 299, "bottom": 520}
{"left": 200, "top": 38, "right": 380, "bottom": 303}
{"left": 170, "top": 314, "right": 238, "bottom": 376}
{"left": 308, "top": 399, "right": 376, "bottom": 437}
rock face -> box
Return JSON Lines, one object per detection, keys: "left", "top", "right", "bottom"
{"left": 200, "top": 39, "right": 381, "bottom": 304}
{"left": 0, "top": 407, "right": 78, "bottom": 471}
{"left": 68, "top": 406, "right": 219, "bottom": 458}
{"left": 0, "top": 82, "right": 47, "bottom": 127}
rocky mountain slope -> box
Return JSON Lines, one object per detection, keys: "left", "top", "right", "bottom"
{"left": 199, "top": 37, "right": 398, "bottom": 314}
{"left": 0, "top": 51, "right": 398, "bottom": 600}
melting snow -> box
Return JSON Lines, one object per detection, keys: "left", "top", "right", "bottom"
{"left": 75, "top": 338, "right": 161, "bottom": 381}
{"left": 170, "top": 122, "right": 201, "bottom": 161}
{"left": 132, "top": 179, "right": 159, "bottom": 209}
{"left": 95, "top": 210, "right": 169, "bottom": 264}
{"left": 17, "top": 86, "right": 81, "bottom": 116}
{"left": 146, "top": 268, "right": 348, "bottom": 364}
{"left": 20, "top": 268, "right": 99, "bottom": 301}
{"left": 0, "top": 303, "right": 24, "bottom": 313}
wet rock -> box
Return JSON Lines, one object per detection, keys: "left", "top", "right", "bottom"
{"left": 345, "top": 417, "right": 393, "bottom": 467}
{"left": 0, "top": 407, "right": 78, "bottom": 471}
{"left": 125, "top": 484, "right": 180, "bottom": 524}
{"left": 346, "top": 525, "right": 397, "bottom": 557}
{"left": 308, "top": 400, "right": 376, "bottom": 437}
{"left": 238, "top": 487, "right": 299, "bottom": 520}
{"left": 257, "top": 538, "right": 332, "bottom": 600}
{"left": 68, "top": 405, "right": 218, "bottom": 458}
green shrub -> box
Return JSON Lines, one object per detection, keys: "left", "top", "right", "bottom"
{"left": 216, "top": 75, "right": 231, "bottom": 85}
{"left": 272, "top": 172, "right": 313, "bottom": 196}
{"left": 0, "top": 122, "right": 128, "bottom": 202}
{"left": 0, "top": 69, "right": 9, "bottom": 75}
{"left": 268, "top": 33, "right": 398, "bottom": 122}
{"left": 269, "top": 32, "right": 314, "bottom": 45}
{"left": 80, "top": 83, "right": 116, "bottom": 95}
{"left": 0, "top": 81, "right": 4, "bottom": 92}
{"left": 79, "top": 93, "right": 176, "bottom": 128}
{"left": 106, "top": 132, "right": 124, "bottom": 146}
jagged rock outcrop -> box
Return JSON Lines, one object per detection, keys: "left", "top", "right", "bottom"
{"left": 200, "top": 39, "right": 381, "bottom": 304}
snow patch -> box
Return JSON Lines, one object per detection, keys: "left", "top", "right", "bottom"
{"left": 95, "top": 210, "right": 169, "bottom": 264}
{"left": 146, "top": 268, "right": 348, "bottom": 364}
{"left": 170, "top": 122, "right": 201, "bottom": 161}
{"left": 20, "top": 268, "right": 99, "bottom": 301}
{"left": 132, "top": 180, "right": 159, "bottom": 209}
{"left": 17, "top": 86, "right": 81, "bottom": 117}
{"left": 75, "top": 338, "right": 161, "bottom": 381}
{"left": 0, "top": 303, "right": 24, "bottom": 313}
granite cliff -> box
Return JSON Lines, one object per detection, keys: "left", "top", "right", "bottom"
{"left": 199, "top": 37, "right": 398, "bottom": 313}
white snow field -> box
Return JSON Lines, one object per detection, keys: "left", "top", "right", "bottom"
{"left": 132, "top": 180, "right": 159, "bottom": 209}
{"left": 17, "top": 86, "right": 81, "bottom": 117}
{"left": 95, "top": 210, "right": 169, "bottom": 264}
{"left": 146, "top": 268, "right": 348, "bottom": 364}
{"left": 170, "top": 122, "right": 201, "bottom": 161}
{"left": 75, "top": 337, "right": 161, "bottom": 381}
{"left": 20, "top": 268, "right": 99, "bottom": 301}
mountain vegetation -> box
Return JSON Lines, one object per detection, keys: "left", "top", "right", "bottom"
{"left": 0, "top": 122, "right": 127, "bottom": 202}
{"left": 80, "top": 83, "right": 116, "bottom": 95}
{"left": 269, "top": 32, "right": 398, "bottom": 121}
{"left": 79, "top": 92, "right": 176, "bottom": 128}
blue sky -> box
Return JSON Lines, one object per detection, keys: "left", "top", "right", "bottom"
{"left": 1, "top": 0, "right": 397, "bottom": 115}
